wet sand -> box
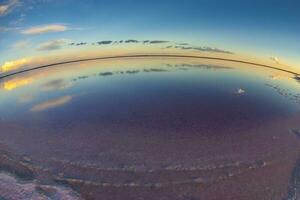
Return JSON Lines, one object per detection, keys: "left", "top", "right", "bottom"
{"left": 0, "top": 113, "right": 300, "bottom": 200}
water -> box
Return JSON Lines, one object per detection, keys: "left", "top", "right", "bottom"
{"left": 0, "top": 57, "right": 300, "bottom": 199}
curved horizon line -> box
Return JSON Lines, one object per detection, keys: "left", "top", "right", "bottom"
{"left": 0, "top": 54, "right": 299, "bottom": 79}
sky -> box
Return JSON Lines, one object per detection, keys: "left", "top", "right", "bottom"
{"left": 1, "top": 0, "right": 300, "bottom": 73}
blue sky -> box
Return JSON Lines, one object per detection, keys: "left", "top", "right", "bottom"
{"left": 1, "top": 0, "right": 300, "bottom": 68}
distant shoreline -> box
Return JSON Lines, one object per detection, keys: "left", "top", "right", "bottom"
{"left": 1, "top": 54, "right": 299, "bottom": 79}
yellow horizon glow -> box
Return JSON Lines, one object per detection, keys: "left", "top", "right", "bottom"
{"left": 3, "top": 77, "right": 33, "bottom": 91}
{"left": 1, "top": 46, "right": 299, "bottom": 76}
{"left": 0, "top": 57, "right": 32, "bottom": 73}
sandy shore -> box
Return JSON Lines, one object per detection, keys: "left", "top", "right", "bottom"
{"left": 0, "top": 113, "right": 300, "bottom": 200}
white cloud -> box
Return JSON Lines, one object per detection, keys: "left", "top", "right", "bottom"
{"left": 37, "top": 39, "right": 69, "bottom": 51}
{"left": 0, "top": 26, "right": 19, "bottom": 32}
{"left": 0, "top": 0, "right": 20, "bottom": 16}
{"left": 21, "top": 24, "right": 68, "bottom": 35}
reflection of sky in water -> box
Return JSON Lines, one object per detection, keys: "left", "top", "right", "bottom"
{"left": 0, "top": 58, "right": 300, "bottom": 132}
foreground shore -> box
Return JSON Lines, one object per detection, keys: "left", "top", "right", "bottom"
{"left": 1, "top": 113, "right": 300, "bottom": 200}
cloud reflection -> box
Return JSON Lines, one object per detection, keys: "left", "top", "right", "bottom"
{"left": 18, "top": 93, "right": 34, "bottom": 103}
{"left": 31, "top": 95, "right": 72, "bottom": 112}
{"left": 41, "top": 79, "right": 72, "bottom": 91}
{"left": 2, "top": 77, "right": 33, "bottom": 90}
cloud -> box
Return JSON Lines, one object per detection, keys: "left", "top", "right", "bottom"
{"left": 37, "top": 39, "right": 69, "bottom": 51}
{"left": 2, "top": 77, "right": 33, "bottom": 91}
{"left": 148, "top": 40, "right": 169, "bottom": 44}
{"left": 143, "top": 40, "right": 169, "bottom": 44}
{"left": 172, "top": 45, "right": 234, "bottom": 54}
{"left": 294, "top": 76, "right": 300, "bottom": 84}
{"left": 41, "top": 79, "right": 72, "bottom": 91}
{"left": 143, "top": 68, "right": 168, "bottom": 72}
{"left": 124, "top": 39, "right": 169, "bottom": 44}
{"left": 125, "top": 70, "right": 139, "bottom": 74}
{"left": 176, "top": 64, "right": 232, "bottom": 70}
{"left": 69, "top": 39, "right": 173, "bottom": 47}
{"left": 69, "top": 42, "right": 87, "bottom": 46}
{"left": 194, "top": 47, "right": 233, "bottom": 54}
{"left": 70, "top": 39, "right": 171, "bottom": 47}
{"left": 0, "top": 57, "right": 32, "bottom": 73}
{"left": 0, "top": 26, "right": 19, "bottom": 32}
{"left": 99, "top": 72, "right": 113, "bottom": 76}
{"left": 18, "top": 93, "right": 34, "bottom": 103}
{"left": 124, "top": 39, "right": 139, "bottom": 43}
{"left": 31, "top": 95, "right": 72, "bottom": 112}
{"left": 12, "top": 40, "right": 30, "bottom": 49}
{"left": 0, "top": 0, "right": 20, "bottom": 16}
{"left": 21, "top": 24, "right": 68, "bottom": 35}
{"left": 176, "top": 43, "right": 189, "bottom": 45}
{"left": 97, "top": 40, "right": 112, "bottom": 45}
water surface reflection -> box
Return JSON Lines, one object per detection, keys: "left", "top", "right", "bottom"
{"left": 0, "top": 58, "right": 300, "bottom": 200}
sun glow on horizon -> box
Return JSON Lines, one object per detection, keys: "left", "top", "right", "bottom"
{"left": 2, "top": 77, "right": 33, "bottom": 91}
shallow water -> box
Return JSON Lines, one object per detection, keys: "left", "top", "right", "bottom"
{"left": 0, "top": 57, "right": 300, "bottom": 199}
